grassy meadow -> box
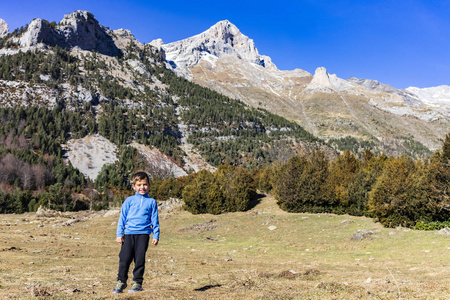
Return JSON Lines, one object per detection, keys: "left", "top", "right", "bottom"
{"left": 0, "top": 195, "right": 449, "bottom": 299}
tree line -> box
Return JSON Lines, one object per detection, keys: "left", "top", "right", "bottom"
{"left": 266, "top": 133, "right": 450, "bottom": 228}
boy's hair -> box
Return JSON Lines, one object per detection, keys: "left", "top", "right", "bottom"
{"left": 131, "top": 171, "right": 150, "bottom": 185}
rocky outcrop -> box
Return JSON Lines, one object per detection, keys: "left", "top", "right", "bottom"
{"left": 305, "top": 67, "right": 353, "bottom": 92}
{"left": 19, "top": 19, "right": 61, "bottom": 48}
{"left": 0, "top": 19, "right": 9, "bottom": 38}
{"left": 347, "top": 77, "right": 398, "bottom": 93}
{"left": 19, "top": 10, "right": 121, "bottom": 56}
{"left": 148, "top": 38, "right": 166, "bottom": 62}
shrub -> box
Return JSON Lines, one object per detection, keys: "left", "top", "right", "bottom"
{"left": 274, "top": 151, "right": 331, "bottom": 213}
{"left": 182, "top": 166, "right": 256, "bottom": 214}
{"left": 414, "top": 221, "right": 450, "bottom": 231}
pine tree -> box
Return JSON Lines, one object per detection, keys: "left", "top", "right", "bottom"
{"left": 368, "top": 156, "right": 417, "bottom": 227}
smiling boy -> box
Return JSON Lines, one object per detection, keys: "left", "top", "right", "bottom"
{"left": 113, "top": 171, "right": 160, "bottom": 293}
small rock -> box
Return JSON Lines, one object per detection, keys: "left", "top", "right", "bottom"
{"left": 365, "top": 277, "right": 372, "bottom": 284}
{"left": 63, "top": 219, "right": 80, "bottom": 226}
{"left": 103, "top": 210, "right": 120, "bottom": 218}
{"left": 437, "top": 227, "right": 450, "bottom": 235}
{"left": 341, "top": 219, "right": 355, "bottom": 224}
{"left": 351, "top": 230, "right": 376, "bottom": 240}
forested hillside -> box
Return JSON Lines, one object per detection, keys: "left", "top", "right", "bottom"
{"left": 0, "top": 17, "right": 328, "bottom": 213}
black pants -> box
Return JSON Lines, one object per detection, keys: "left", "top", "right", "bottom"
{"left": 117, "top": 234, "right": 149, "bottom": 284}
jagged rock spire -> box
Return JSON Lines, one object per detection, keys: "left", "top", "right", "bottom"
{"left": 0, "top": 19, "right": 9, "bottom": 38}
{"left": 305, "top": 67, "right": 352, "bottom": 92}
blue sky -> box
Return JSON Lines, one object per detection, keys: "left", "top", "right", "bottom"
{"left": 1, "top": 0, "right": 449, "bottom": 89}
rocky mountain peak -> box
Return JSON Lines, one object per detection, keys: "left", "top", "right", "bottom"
{"left": 57, "top": 10, "right": 121, "bottom": 56}
{"left": 17, "top": 10, "right": 121, "bottom": 56}
{"left": 206, "top": 20, "right": 241, "bottom": 43}
{"left": 0, "top": 19, "right": 9, "bottom": 38}
{"left": 162, "top": 19, "right": 277, "bottom": 76}
{"left": 59, "top": 10, "right": 96, "bottom": 27}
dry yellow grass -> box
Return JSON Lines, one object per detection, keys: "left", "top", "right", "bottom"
{"left": 1, "top": 195, "right": 449, "bottom": 299}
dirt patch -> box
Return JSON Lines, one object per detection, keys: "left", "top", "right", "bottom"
{"left": 180, "top": 219, "right": 217, "bottom": 233}
{"left": 259, "top": 269, "right": 321, "bottom": 279}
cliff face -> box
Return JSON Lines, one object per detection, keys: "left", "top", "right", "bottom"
{"left": 162, "top": 20, "right": 278, "bottom": 79}
{"left": 18, "top": 11, "right": 121, "bottom": 56}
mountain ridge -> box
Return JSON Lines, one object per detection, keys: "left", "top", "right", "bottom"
{"left": 1, "top": 11, "right": 448, "bottom": 161}
{"left": 155, "top": 19, "right": 449, "bottom": 154}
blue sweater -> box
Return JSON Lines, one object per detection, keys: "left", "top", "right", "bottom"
{"left": 116, "top": 193, "right": 160, "bottom": 240}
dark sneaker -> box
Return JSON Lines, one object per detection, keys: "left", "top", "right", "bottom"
{"left": 112, "top": 280, "right": 127, "bottom": 293}
{"left": 128, "top": 282, "right": 143, "bottom": 293}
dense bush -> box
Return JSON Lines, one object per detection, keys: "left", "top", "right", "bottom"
{"left": 274, "top": 151, "right": 331, "bottom": 213}
{"left": 182, "top": 165, "right": 256, "bottom": 214}
{"left": 367, "top": 155, "right": 418, "bottom": 227}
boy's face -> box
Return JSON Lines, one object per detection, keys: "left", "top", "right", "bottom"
{"left": 132, "top": 178, "right": 149, "bottom": 195}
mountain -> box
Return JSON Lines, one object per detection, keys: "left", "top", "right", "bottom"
{"left": 0, "top": 10, "right": 327, "bottom": 183}
{"left": 161, "top": 20, "right": 449, "bottom": 156}
{"left": 164, "top": 20, "right": 278, "bottom": 76}
{"left": 1, "top": 9, "right": 448, "bottom": 187}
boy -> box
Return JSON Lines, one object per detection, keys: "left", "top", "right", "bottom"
{"left": 112, "top": 171, "right": 160, "bottom": 294}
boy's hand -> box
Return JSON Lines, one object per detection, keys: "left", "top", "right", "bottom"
{"left": 116, "top": 236, "right": 124, "bottom": 244}
{"left": 152, "top": 239, "right": 158, "bottom": 246}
